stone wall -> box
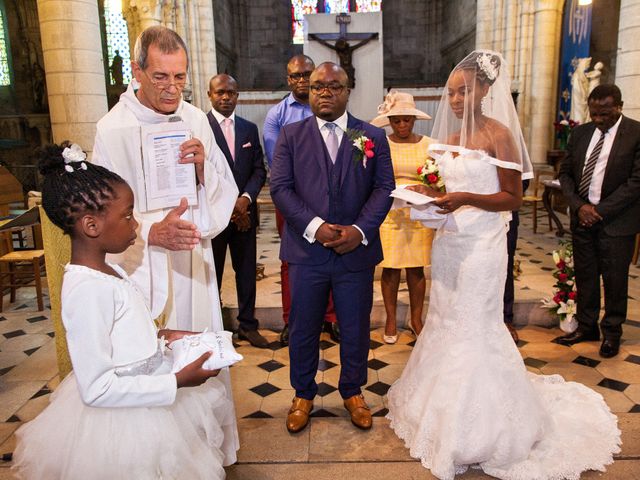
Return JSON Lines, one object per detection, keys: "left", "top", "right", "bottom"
{"left": 213, "top": 0, "right": 477, "bottom": 90}
{"left": 440, "top": 0, "right": 477, "bottom": 79}
{"left": 0, "top": 0, "right": 50, "bottom": 184}
{"left": 212, "top": 0, "right": 239, "bottom": 80}
{"left": 1, "top": 0, "right": 47, "bottom": 115}
{"left": 213, "top": 0, "right": 295, "bottom": 90}
{"left": 590, "top": 0, "right": 621, "bottom": 85}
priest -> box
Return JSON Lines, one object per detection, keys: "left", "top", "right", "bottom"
{"left": 92, "top": 26, "right": 239, "bottom": 463}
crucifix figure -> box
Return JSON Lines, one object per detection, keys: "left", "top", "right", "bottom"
{"left": 308, "top": 13, "right": 378, "bottom": 88}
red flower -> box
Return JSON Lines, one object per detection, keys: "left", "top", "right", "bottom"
{"left": 558, "top": 273, "right": 568, "bottom": 282}
{"left": 568, "top": 291, "right": 577, "bottom": 300}
{"left": 556, "top": 260, "right": 566, "bottom": 269}
{"left": 553, "top": 294, "right": 563, "bottom": 304}
{"left": 364, "top": 149, "right": 374, "bottom": 158}
{"left": 364, "top": 139, "right": 375, "bottom": 150}
{"left": 427, "top": 173, "right": 438, "bottom": 184}
{"left": 417, "top": 166, "right": 423, "bottom": 175}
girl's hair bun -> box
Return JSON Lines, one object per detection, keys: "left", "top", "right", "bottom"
{"left": 38, "top": 141, "right": 72, "bottom": 176}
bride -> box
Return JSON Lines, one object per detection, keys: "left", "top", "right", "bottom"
{"left": 386, "top": 50, "right": 620, "bottom": 480}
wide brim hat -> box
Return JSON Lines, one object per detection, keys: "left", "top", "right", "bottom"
{"left": 371, "top": 90, "right": 431, "bottom": 127}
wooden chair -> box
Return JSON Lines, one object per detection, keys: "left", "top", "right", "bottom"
{"left": 633, "top": 233, "right": 639, "bottom": 265}
{"left": 0, "top": 166, "right": 46, "bottom": 311}
{"left": 0, "top": 237, "right": 46, "bottom": 311}
{"left": 522, "top": 169, "right": 555, "bottom": 233}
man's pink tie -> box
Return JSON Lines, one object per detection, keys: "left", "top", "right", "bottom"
{"left": 223, "top": 117, "right": 235, "bottom": 160}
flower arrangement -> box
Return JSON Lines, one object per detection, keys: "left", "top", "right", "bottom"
{"left": 346, "top": 128, "right": 375, "bottom": 168}
{"left": 540, "top": 240, "right": 577, "bottom": 333}
{"left": 553, "top": 118, "right": 579, "bottom": 151}
{"left": 417, "top": 157, "right": 445, "bottom": 192}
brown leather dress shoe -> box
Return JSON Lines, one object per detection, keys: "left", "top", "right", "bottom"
{"left": 286, "top": 397, "right": 313, "bottom": 433}
{"left": 343, "top": 394, "right": 372, "bottom": 430}
{"left": 238, "top": 328, "right": 269, "bottom": 348}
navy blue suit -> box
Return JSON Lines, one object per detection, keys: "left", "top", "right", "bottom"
{"left": 271, "top": 113, "right": 394, "bottom": 399}
{"left": 208, "top": 111, "right": 266, "bottom": 332}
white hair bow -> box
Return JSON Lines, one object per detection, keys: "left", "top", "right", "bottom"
{"left": 62, "top": 144, "right": 88, "bottom": 172}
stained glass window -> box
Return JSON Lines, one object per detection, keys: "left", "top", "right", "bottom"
{"left": 324, "top": 0, "right": 349, "bottom": 14}
{"left": 355, "top": 0, "right": 382, "bottom": 12}
{"left": 103, "top": 0, "right": 131, "bottom": 85}
{"left": 0, "top": 6, "right": 10, "bottom": 86}
{"left": 292, "top": 1, "right": 319, "bottom": 45}
{"left": 291, "top": 0, "right": 382, "bottom": 44}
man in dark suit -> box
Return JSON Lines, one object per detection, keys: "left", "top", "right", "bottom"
{"left": 207, "top": 74, "right": 268, "bottom": 348}
{"left": 271, "top": 63, "right": 395, "bottom": 433}
{"left": 557, "top": 84, "right": 640, "bottom": 358}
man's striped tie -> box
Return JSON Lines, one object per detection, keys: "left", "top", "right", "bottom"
{"left": 578, "top": 131, "right": 606, "bottom": 200}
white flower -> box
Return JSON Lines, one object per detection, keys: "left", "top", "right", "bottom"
{"left": 557, "top": 299, "right": 576, "bottom": 321}
{"left": 552, "top": 251, "right": 560, "bottom": 264}
{"left": 62, "top": 143, "right": 87, "bottom": 163}
{"left": 476, "top": 53, "right": 498, "bottom": 80}
{"left": 560, "top": 119, "right": 569, "bottom": 126}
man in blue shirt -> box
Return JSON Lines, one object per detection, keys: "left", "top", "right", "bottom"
{"left": 264, "top": 55, "right": 339, "bottom": 346}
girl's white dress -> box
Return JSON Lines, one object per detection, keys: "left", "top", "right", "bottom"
{"left": 12, "top": 264, "right": 238, "bottom": 480}
{"left": 386, "top": 149, "right": 621, "bottom": 480}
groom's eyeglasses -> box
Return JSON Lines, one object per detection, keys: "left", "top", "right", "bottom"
{"left": 309, "top": 83, "right": 347, "bottom": 95}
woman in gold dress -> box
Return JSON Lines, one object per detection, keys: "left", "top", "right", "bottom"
{"left": 372, "top": 92, "right": 434, "bottom": 344}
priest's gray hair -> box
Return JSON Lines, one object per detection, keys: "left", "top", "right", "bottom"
{"left": 134, "top": 26, "right": 189, "bottom": 70}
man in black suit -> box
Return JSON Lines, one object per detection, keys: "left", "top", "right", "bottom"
{"left": 208, "top": 73, "right": 268, "bottom": 348}
{"left": 556, "top": 84, "right": 640, "bottom": 358}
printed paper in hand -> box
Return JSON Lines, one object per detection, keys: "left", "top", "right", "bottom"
{"left": 140, "top": 122, "right": 197, "bottom": 212}
{"left": 390, "top": 186, "right": 437, "bottom": 206}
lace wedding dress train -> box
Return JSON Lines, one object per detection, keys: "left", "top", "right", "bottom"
{"left": 386, "top": 149, "right": 620, "bottom": 480}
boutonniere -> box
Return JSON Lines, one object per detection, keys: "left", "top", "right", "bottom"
{"left": 346, "top": 128, "right": 375, "bottom": 168}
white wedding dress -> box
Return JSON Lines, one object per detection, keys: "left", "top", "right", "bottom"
{"left": 386, "top": 149, "right": 621, "bottom": 480}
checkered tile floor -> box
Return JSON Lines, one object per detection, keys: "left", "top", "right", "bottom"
{"left": 2, "top": 206, "right": 640, "bottom": 478}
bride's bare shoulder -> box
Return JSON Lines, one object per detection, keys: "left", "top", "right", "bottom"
{"left": 485, "top": 118, "right": 510, "bottom": 136}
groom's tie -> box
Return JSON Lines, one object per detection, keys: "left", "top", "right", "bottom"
{"left": 578, "top": 131, "right": 605, "bottom": 200}
{"left": 325, "top": 122, "right": 339, "bottom": 164}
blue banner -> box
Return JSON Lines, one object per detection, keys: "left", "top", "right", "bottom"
{"left": 557, "top": 0, "right": 592, "bottom": 121}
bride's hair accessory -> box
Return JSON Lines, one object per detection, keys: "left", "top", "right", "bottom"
{"left": 476, "top": 53, "right": 499, "bottom": 82}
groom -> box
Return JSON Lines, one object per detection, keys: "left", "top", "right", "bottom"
{"left": 271, "top": 62, "right": 394, "bottom": 433}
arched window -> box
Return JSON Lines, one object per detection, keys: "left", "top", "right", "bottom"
{"left": 0, "top": 4, "right": 10, "bottom": 86}
{"left": 292, "top": 1, "right": 319, "bottom": 45}
{"left": 103, "top": 0, "right": 131, "bottom": 85}
{"left": 325, "top": 0, "right": 349, "bottom": 13}
{"left": 355, "top": 0, "right": 382, "bottom": 11}
{"left": 291, "top": 0, "right": 381, "bottom": 44}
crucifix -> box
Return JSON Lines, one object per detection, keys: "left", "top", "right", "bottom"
{"left": 308, "top": 13, "right": 379, "bottom": 88}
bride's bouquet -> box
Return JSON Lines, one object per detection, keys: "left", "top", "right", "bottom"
{"left": 540, "top": 240, "right": 577, "bottom": 333}
{"left": 417, "top": 157, "right": 445, "bottom": 192}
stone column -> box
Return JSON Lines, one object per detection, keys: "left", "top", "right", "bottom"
{"left": 36, "top": 0, "right": 108, "bottom": 152}
{"left": 123, "top": 0, "right": 162, "bottom": 58}
{"left": 526, "top": 0, "right": 563, "bottom": 166}
{"left": 173, "top": 0, "right": 217, "bottom": 110}
{"left": 475, "top": 0, "right": 496, "bottom": 49}
{"left": 616, "top": 0, "right": 640, "bottom": 120}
